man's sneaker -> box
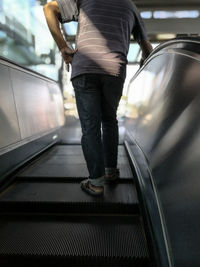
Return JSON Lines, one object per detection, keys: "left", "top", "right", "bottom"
{"left": 81, "top": 179, "right": 104, "bottom": 196}
{"left": 104, "top": 168, "right": 120, "bottom": 183}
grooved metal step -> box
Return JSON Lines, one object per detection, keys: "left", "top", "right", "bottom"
{"left": 0, "top": 182, "right": 139, "bottom": 214}
{"left": 0, "top": 215, "right": 150, "bottom": 267}
{"left": 0, "top": 144, "right": 152, "bottom": 266}
{"left": 16, "top": 145, "right": 133, "bottom": 180}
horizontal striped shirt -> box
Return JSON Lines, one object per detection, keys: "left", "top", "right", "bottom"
{"left": 56, "top": 0, "right": 147, "bottom": 80}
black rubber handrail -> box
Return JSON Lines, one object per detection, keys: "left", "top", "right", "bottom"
{"left": 124, "top": 138, "right": 173, "bottom": 267}
{"left": 149, "top": 37, "right": 200, "bottom": 58}
{"left": 128, "top": 37, "right": 200, "bottom": 86}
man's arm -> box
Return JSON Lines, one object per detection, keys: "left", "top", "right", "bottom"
{"left": 43, "top": 1, "right": 76, "bottom": 69}
{"left": 139, "top": 40, "right": 153, "bottom": 67}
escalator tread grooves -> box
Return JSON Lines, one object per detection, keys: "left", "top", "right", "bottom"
{"left": 0, "top": 219, "right": 149, "bottom": 259}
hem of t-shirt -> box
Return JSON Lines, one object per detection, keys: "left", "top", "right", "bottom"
{"left": 71, "top": 69, "right": 125, "bottom": 81}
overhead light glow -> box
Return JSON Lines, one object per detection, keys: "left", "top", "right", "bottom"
{"left": 175, "top": 10, "right": 200, "bottom": 18}
{"left": 153, "top": 10, "right": 200, "bottom": 19}
{"left": 157, "top": 33, "right": 176, "bottom": 40}
{"left": 140, "top": 11, "right": 152, "bottom": 19}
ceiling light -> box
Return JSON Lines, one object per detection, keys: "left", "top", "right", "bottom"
{"left": 140, "top": 11, "right": 152, "bottom": 19}
{"left": 157, "top": 33, "right": 176, "bottom": 40}
{"left": 153, "top": 10, "right": 200, "bottom": 19}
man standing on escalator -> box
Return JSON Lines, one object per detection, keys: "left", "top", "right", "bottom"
{"left": 43, "top": 0, "right": 152, "bottom": 196}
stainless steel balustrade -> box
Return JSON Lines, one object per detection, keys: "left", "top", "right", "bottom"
{"left": 125, "top": 38, "right": 200, "bottom": 267}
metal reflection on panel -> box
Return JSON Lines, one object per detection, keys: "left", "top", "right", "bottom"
{"left": 0, "top": 64, "right": 21, "bottom": 149}
{"left": 126, "top": 40, "right": 200, "bottom": 267}
{"left": 47, "top": 81, "right": 65, "bottom": 128}
{"left": 10, "top": 68, "right": 64, "bottom": 140}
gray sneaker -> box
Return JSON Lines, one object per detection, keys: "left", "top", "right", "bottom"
{"left": 104, "top": 168, "right": 120, "bottom": 183}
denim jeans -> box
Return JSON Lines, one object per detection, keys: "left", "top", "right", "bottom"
{"left": 72, "top": 74, "right": 124, "bottom": 186}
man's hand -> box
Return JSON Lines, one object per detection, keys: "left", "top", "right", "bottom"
{"left": 139, "top": 57, "right": 144, "bottom": 68}
{"left": 139, "top": 40, "right": 153, "bottom": 68}
{"left": 60, "top": 47, "right": 77, "bottom": 71}
{"left": 43, "top": 1, "right": 75, "bottom": 70}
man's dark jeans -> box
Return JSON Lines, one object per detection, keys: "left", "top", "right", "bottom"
{"left": 72, "top": 74, "right": 124, "bottom": 186}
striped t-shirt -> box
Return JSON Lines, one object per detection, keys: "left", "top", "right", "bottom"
{"left": 56, "top": 0, "right": 147, "bottom": 80}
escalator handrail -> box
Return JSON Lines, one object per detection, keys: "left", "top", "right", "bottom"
{"left": 128, "top": 38, "right": 200, "bottom": 87}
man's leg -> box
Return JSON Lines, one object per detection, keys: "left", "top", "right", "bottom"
{"left": 101, "top": 75, "right": 124, "bottom": 180}
{"left": 72, "top": 74, "right": 105, "bottom": 194}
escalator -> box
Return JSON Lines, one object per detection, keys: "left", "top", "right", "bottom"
{"left": 0, "top": 142, "right": 151, "bottom": 266}
{"left": 1, "top": 37, "right": 199, "bottom": 267}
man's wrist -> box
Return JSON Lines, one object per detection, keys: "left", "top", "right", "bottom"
{"left": 59, "top": 45, "right": 68, "bottom": 52}
{"left": 60, "top": 47, "right": 67, "bottom": 53}
{"left": 58, "top": 40, "right": 69, "bottom": 51}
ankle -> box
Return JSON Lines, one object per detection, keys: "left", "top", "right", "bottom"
{"left": 105, "top": 167, "right": 118, "bottom": 174}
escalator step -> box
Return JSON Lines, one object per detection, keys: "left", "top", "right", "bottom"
{"left": 16, "top": 145, "right": 133, "bottom": 180}
{"left": 0, "top": 215, "right": 150, "bottom": 266}
{"left": 47, "top": 145, "right": 127, "bottom": 156}
{"left": 0, "top": 182, "right": 139, "bottom": 214}
{"left": 17, "top": 164, "right": 133, "bottom": 180}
